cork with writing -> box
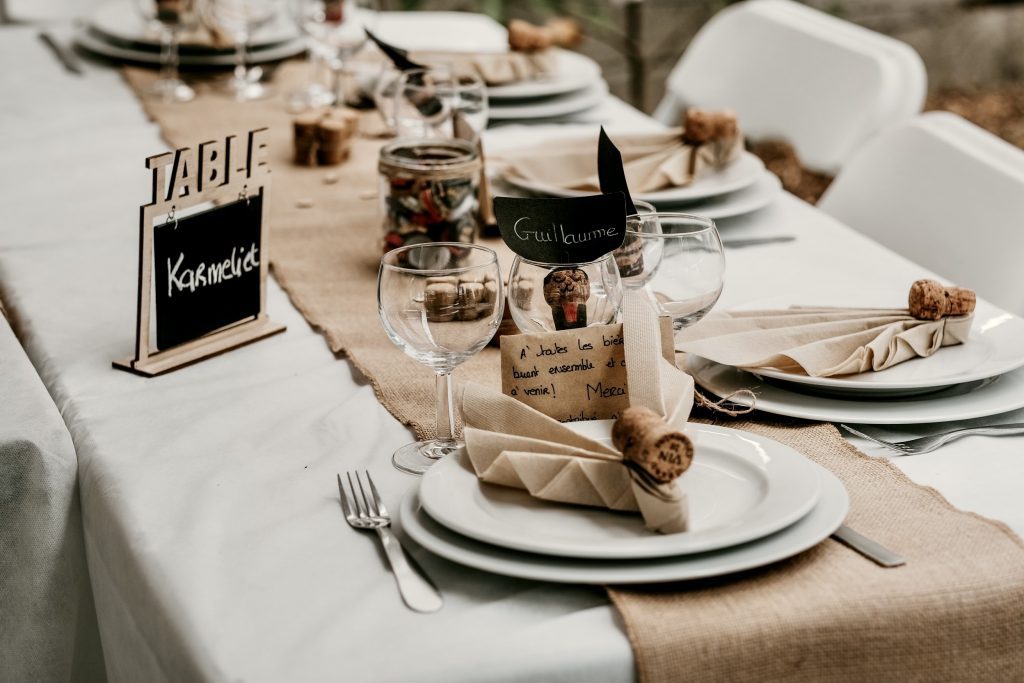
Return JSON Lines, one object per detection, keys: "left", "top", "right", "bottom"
{"left": 500, "top": 318, "right": 676, "bottom": 422}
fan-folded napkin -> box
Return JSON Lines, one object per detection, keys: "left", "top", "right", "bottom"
{"left": 411, "top": 50, "right": 556, "bottom": 86}
{"left": 676, "top": 307, "right": 972, "bottom": 377}
{"left": 496, "top": 129, "right": 742, "bottom": 193}
{"left": 461, "top": 290, "right": 695, "bottom": 532}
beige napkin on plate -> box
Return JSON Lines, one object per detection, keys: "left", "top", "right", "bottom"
{"left": 411, "top": 50, "right": 557, "bottom": 86}
{"left": 496, "top": 129, "right": 743, "bottom": 193}
{"left": 461, "top": 290, "right": 695, "bottom": 533}
{"left": 676, "top": 307, "right": 973, "bottom": 377}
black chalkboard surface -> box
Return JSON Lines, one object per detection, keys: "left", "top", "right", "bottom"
{"left": 153, "top": 195, "right": 262, "bottom": 350}
{"left": 494, "top": 193, "right": 627, "bottom": 265}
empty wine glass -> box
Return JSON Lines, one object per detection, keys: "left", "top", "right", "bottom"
{"left": 378, "top": 243, "right": 504, "bottom": 474}
{"left": 393, "top": 67, "right": 488, "bottom": 141}
{"left": 622, "top": 212, "right": 725, "bottom": 330}
{"left": 136, "top": 0, "right": 198, "bottom": 102}
{"left": 206, "top": 0, "right": 280, "bottom": 101}
{"left": 290, "top": 0, "right": 377, "bottom": 108}
{"left": 506, "top": 253, "right": 623, "bottom": 334}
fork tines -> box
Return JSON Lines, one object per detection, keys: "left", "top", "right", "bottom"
{"left": 337, "top": 470, "right": 387, "bottom": 522}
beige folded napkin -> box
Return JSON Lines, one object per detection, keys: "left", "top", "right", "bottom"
{"left": 412, "top": 50, "right": 557, "bottom": 86}
{"left": 497, "top": 129, "right": 742, "bottom": 193}
{"left": 461, "top": 290, "right": 695, "bottom": 533}
{"left": 676, "top": 307, "right": 973, "bottom": 377}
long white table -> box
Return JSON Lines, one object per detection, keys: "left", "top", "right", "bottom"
{"left": 2, "top": 20, "right": 1022, "bottom": 683}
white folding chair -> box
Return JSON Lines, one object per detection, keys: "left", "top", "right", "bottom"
{"left": 818, "top": 111, "right": 1024, "bottom": 316}
{"left": 653, "top": 0, "right": 926, "bottom": 174}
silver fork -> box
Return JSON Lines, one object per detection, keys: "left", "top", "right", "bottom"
{"left": 337, "top": 471, "right": 442, "bottom": 613}
{"left": 839, "top": 423, "right": 1024, "bottom": 455}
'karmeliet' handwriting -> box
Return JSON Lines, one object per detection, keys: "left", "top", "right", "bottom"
{"left": 167, "top": 242, "right": 259, "bottom": 297}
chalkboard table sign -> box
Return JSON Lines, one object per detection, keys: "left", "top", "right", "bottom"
{"left": 493, "top": 193, "right": 627, "bottom": 265}
{"left": 113, "top": 128, "right": 285, "bottom": 377}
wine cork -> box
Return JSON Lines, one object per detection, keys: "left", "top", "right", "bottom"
{"left": 908, "top": 279, "right": 976, "bottom": 320}
{"left": 614, "top": 233, "right": 645, "bottom": 278}
{"left": 683, "top": 108, "right": 739, "bottom": 144}
{"left": 507, "top": 18, "right": 581, "bottom": 52}
{"left": 457, "top": 281, "right": 486, "bottom": 320}
{"left": 424, "top": 282, "right": 458, "bottom": 322}
{"left": 612, "top": 406, "right": 694, "bottom": 484}
{"left": 543, "top": 267, "right": 590, "bottom": 330}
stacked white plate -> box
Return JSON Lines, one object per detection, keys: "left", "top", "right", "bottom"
{"left": 685, "top": 294, "right": 1024, "bottom": 425}
{"left": 396, "top": 421, "right": 849, "bottom": 584}
{"left": 75, "top": 0, "right": 305, "bottom": 67}
{"left": 488, "top": 49, "right": 609, "bottom": 123}
{"left": 500, "top": 145, "right": 782, "bottom": 221}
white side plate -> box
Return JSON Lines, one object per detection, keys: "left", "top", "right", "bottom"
{"left": 397, "top": 464, "right": 847, "bottom": 585}
{"left": 418, "top": 423, "right": 821, "bottom": 559}
{"left": 487, "top": 81, "right": 609, "bottom": 121}
{"left": 487, "top": 49, "right": 603, "bottom": 100}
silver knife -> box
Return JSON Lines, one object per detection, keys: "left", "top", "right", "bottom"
{"left": 721, "top": 236, "right": 795, "bottom": 248}
{"left": 832, "top": 525, "right": 906, "bottom": 567}
{"left": 39, "top": 31, "right": 84, "bottom": 76}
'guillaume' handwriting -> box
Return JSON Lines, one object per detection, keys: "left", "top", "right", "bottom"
{"left": 167, "top": 242, "right": 259, "bottom": 297}
{"left": 513, "top": 217, "right": 619, "bottom": 245}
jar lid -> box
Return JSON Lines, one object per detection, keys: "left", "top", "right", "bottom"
{"left": 379, "top": 138, "right": 481, "bottom": 179}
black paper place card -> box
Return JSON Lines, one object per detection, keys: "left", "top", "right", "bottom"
{"left": 494, "top": 194, "right": 627, "bottom": 264}
{"left": 597, "top": 127, "right": 637, "bottom": 215}
{"left": 366, "top": 28, "right": 424, "bottom": 71}
{"left": 154, "top": 196, "right": 262, "bottom": 350}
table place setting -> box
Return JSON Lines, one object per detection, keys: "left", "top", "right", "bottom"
{"left": 10, "top": 7, "right": 1024, "bottom": 680}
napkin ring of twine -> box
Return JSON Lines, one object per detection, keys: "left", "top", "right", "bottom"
{"left": 694, "top": 388, "right": 756, "bottom": 417}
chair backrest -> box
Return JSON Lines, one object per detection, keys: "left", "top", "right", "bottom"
{"left": 654, "top": 0, "right": 926, "bottom": 174}
{"left": 818, "top": 111, "right": 1024, "bottom": 316}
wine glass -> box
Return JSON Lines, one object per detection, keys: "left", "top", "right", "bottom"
{"left": 506, "top": 253, "right": 623, "bottom": 334}
{"left": 393, "top": 67, "right": 488, "bottom": 141}
{"left": 136, "top": 0, "right": 198, "bottom": 102}
{"left": 205, "top": 0, "right": 280, "bottom": 101}
{"left": 378, "top": 243, "right": 504, "bottom": 474}
{"left": 622, "top": 212, "right": 725, "bottom": 330}
{"left": 290, "top": 0, "right": 377, "bottom": 108}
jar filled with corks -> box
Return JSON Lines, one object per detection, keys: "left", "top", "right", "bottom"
{"left": 378, "top": 139, "right": 481, "bottom": 255}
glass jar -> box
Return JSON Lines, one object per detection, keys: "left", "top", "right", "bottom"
{"left": 378, "top": 139, "right": 481, "bottom": 258}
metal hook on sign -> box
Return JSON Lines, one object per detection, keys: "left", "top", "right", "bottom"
{"left": 165, "top": 205, "right": 178, "bottom": 230}
{"left": 239, "top": 185, "right": 250, "bottom": 205}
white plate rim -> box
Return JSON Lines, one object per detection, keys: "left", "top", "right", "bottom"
{"left": 397, "top": 464, "right": 847, "bottom": 585}
{"left": 503, "top": 151, "right": 765, "bottom": 203}
{"left": 487, "top": 81, "right": 608, "bottom": 121}
{"left": 91, "top": 0, "right": 299, "bottom": 51}
{"left": 686, "top": 356, "right": 1024, "bottom": 425}
{"left": 659, "top": 171, "right": 782, "bottom": 219}
{"left": 486, "top": 49, "right": 603, "bottom": 100}
{"left": 76, "top": 29, "right": 306, "bottom": 66}
{"left": 711, "top": 296, "right": 1024, "bottom": 391}
{"left": 418, "top": 423, "right": 821, "bottom": 559}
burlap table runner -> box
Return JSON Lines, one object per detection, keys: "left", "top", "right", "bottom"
{"left": 123, "top": 63, "right": 1024, "bottom": 681}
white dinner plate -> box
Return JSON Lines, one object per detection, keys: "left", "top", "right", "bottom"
{"left": 503, "top": 151, "right": 765, "bottom": 204}
{"left": 91, "top": 0, "right": 299, "bottom": 52}
{"left": 487, "top": 49, "right": 603, "bottom": 100}
{"left": 75, "top": 29, "right": 306, "bottom": 67}
{"left": 418, "top": 422, "right": 821, "bottom": 559}
{"left": 487, "top": 81, "right": 609, "bottom": 121}
{"left": 397, "top": 464, "right": 847, "bottom": 585}
{"left": 656, "top": 171, "right": 782, "bottom": 219}
{"left": 722, "top": 294, "right": 1024, "bottom": 395}
{"left": 686, "top": 356, "right": 1024, "bottom": 425}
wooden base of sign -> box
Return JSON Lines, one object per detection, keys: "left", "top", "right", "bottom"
{"left": 113, "top": 317, "right": 285, "bottom": 377}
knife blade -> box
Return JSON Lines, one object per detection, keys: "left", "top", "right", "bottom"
{"left": 720, "top": 236, "right": 795, "bottom": 248}
{"left": 39, "top": 31, "right": 84, "bottom": 76}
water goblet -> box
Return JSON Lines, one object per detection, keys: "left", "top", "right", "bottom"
{"left": 290, "top": 0, "right": 377, "bottom": 108}
{"left": 506, "top": 253, "right": 623, "bottom": 334}
{"left": 393, "top": 67, "right": 488, "bottom": 141}
{"left": 136, "top": 0, "right": 198, "bottom": 102}
{"left": 378, "top": 243, "right": 504, "bottom": 474}
{"left": 206, "top": 0, "right": 280, "bottom": 101}
{"left": 622, "top": 212, "right": 725, "bottom": 330}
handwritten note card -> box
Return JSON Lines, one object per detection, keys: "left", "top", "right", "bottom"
{"left": 500, "top": 318, "right": 676, "bottom": 421}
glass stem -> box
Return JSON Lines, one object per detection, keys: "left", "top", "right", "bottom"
{"left": 233, "top": 32, "right": 249, "bottom": 83}
{"left": 434, "top": 369, "right": 456, "bottom": 446}
{"left": 159, "top": 27, "right": 176, "bottom": 84}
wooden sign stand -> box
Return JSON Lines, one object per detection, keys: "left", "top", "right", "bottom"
{"left": 114, "top": 128, "right": 285, "bottom": 377}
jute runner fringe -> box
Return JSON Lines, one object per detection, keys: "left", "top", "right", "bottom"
{"left": 124, "top": 63, "right": 1024, "bottom": 682}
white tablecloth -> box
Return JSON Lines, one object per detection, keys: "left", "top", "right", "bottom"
{"left": 1, "top": 18, "right": 1022, "bottom": 683}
